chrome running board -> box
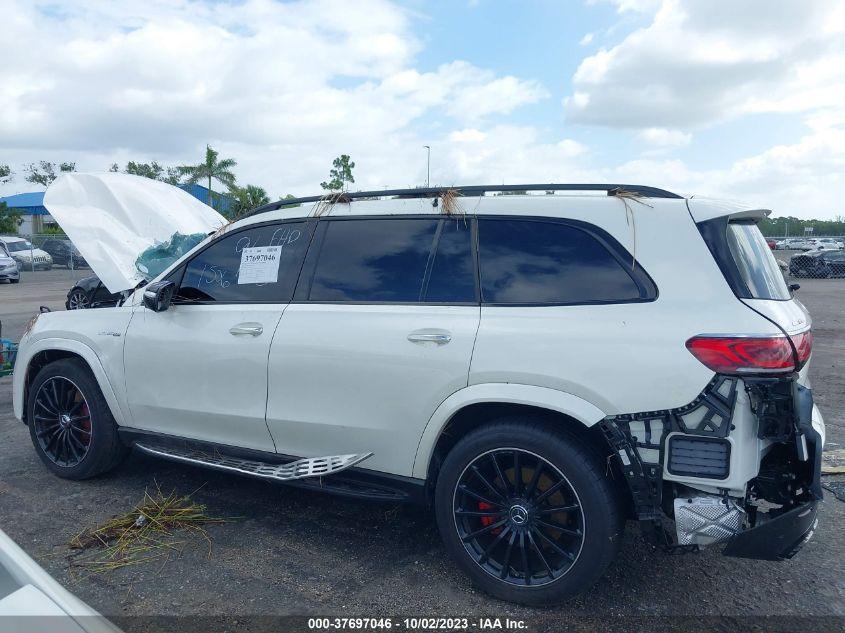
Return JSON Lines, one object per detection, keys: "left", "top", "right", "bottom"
{"left": 135, "top": 443, "right": 373, "bottom": 482}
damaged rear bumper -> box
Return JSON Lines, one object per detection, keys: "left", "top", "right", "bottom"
{"left": 601, "top": 373, "right": 824, "bottom": 558}
{"left": 723, "top": 501, "right": 818, "bottom": 560}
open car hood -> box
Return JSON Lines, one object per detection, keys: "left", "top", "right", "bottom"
{"left": 44, "top": 173, "right": 226, "bottom": 293}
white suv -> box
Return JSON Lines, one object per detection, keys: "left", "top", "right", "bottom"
{"left": 12, "top": 174, "right": 825, "bottom": 606}
{"left": 0, "top": 236, "right": 53, "bottom": 271}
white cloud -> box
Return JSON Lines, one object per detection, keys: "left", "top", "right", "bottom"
{"left": 579, "top": 33, "right": 594, "bottom": 46}
{"left": 1, "top": 0, "right": 843, "bottom": 220}
{"left": 636, "top": 128, "right": 691, "bottom": 147}
{"left": 0, "top": 0, "right": 548, "bottom": 196}
{"left": 567, "top": 0, "right": 844, "bottom": 129}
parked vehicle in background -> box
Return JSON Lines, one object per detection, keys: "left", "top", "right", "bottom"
{"left": 0, "top": 242, "right": 20, "bottom": 283}
{"left": 766, "top": 238, "right": 776, "bottom": 250}
{"left": 65, "top": 275, "right": 122, "bottom": 310}
{"left": 13, "top": 174, "right": 825, "bottom": 606}
{"left": 787, "top": 238, "right": 817, "bottom": 251}
{"left": 40, "top": 238, "right": 88, "bottom": 268}
{"left": 0, "top": 236, "right": 53, "bottom": 270}
{"left": 0, "top": 528, "right": 118, "bottom": 630}
{"left": 812, "top": 237, "right": 844, "bottom": 250}
{"left": 789, "top": 250, "right": 845, "bottom": 278}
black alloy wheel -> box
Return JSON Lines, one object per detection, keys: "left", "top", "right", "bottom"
{"left": 31, "top": 376, "right": 93, "bottom": 467}
{"left": 452, "top": 447, "right": 585, "bottom": 586}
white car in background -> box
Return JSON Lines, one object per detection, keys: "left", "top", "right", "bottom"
{"left": 0, "top": 236, "right": 53, "bottom": 271}
{"left": 0, "top": 243, "right": 20, "bottom": 284}
{"left": 812, "top": 237, "right": 844, "bottom": 250}
{"left": 781, "top": 238, "right": 816, "bottom": 251}
{"left": 10, "top": 173, "right": 825, "bottom": 606}
{"left": 0, "top": 528, "right": 118, "bottom": 631}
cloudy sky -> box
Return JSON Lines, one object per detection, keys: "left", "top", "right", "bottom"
{"left": 2, "top": 0, "right": 844, "bottom": 219}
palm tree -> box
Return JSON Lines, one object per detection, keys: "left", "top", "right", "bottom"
{"left": 178, "top": 145, "right": 237, "bottom": 208}
{"left": 231, "top": 184, "right": 271, "bottom": 218}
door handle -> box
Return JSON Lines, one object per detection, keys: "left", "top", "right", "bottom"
{"left": 407, "top": 330, "right": 452, "bottom": 345}
{"left": 229, "top": 323, "right": 264, "bottom": 337}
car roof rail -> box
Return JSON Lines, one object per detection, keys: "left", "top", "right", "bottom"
{"left": 244, "top": 183, "right": 684, "bottom": 218}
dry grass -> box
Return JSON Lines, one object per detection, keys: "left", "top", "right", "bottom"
{"left": 68, "top": 484, "right": 232, "bottom": 573}
{"left": 314, "top": 191, "right": 351, "bottom": 217}
{"left": 609, "top": 188, "right": 653, "bottom": 270}
{"left": 439, "top": 188, "right": 463, "bottom": 216}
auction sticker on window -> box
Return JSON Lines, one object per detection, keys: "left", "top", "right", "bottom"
{"left": 238, "top": 246, "right": 282, "bottom": 284}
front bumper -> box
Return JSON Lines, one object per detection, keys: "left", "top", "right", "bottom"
{"left": 723, "top": 501, "right": 818, "bottom": 560}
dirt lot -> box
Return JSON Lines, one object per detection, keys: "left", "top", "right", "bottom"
{"left": 0, "top": 269, "right": 843, "bottom": 631}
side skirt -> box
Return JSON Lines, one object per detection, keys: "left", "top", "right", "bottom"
{"left": 118, "top": 428, "right": 427, "bottom": 505}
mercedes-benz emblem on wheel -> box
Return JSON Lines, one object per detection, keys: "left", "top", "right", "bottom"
{"left": 509, "top": 505, "right": 529, "bottom": 525}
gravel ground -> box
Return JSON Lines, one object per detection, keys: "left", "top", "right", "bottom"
{"left": 0, "top": 269, "right": 843, "bottom": 632}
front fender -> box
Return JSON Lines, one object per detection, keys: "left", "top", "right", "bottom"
{"left": 12, "top": 337, "right": 128, "bottom": 427}
{"left": 411, "top": 383, "right": 608, "bottom": 479}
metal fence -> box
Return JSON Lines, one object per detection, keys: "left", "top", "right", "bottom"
{"left": 0, "top": 234, "right": 94, "bottom": 291}
{"left": 766, "top": 236, "right": 845, "bottom": 279}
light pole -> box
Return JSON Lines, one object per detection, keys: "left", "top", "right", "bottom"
{"left": 423, "top": 145, "right": 430, "bottom": 188}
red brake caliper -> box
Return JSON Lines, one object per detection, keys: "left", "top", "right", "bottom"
{"left": 478, "top": 502, "right": 502, "bottom": 534}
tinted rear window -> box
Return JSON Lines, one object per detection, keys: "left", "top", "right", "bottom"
{"left": 478, "top": 218, "right": 645, "bottom": 304}
{"left": 726, "top": 222, "right": 790, "bottom": 300}
{"left": 424, "top": 219, "right": 476, "bottom": 302}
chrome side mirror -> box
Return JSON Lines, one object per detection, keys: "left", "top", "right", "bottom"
{"left": 143, "top": 280, "right": 175, "bottom": 312}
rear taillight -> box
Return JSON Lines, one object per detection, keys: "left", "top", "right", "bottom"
{"left": 685, "top": 335, "right": 795, "bottom": 374}
{"left": 790, "top": 330, "right": 813, "bottom": 369}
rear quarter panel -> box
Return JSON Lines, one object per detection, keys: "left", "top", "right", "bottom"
{"left": 468, "top": 197, "right": 785, "bottom": 415}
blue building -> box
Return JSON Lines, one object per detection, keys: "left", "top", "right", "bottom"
{"left": 0, "top": 182, "right": 233, "bottom": 235}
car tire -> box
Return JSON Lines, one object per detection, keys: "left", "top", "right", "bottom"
{"left": 66, "top": 289, "right": 89, "bottom": 310}
{"left": 434, "top": 419, "right": 624, "bottom": 606}
{"left": 10, "top": 278, "right": 19, "bottom": 284}
{"left": 27, "top": 359, "right": 128, "bottom": 480}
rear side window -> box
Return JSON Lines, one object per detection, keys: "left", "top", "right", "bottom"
{"left": 423, "top": 219, "right": 476, "bottom": 302}
{"left": 306, "top": 218, "right": 475, "bottom": 303}
{"left": 176, "top": 222, "right": 308, "bottom": 303}
{"left": 478, "top": 218, "right": 647, "bottom": 304}
{"left": 726, "top": 222, "right": 790, "bottom": 300}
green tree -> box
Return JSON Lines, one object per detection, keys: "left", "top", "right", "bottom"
{"left": 0, "top": 164, "right": 12, "bottom": 185}
{"left": 162, "top": 167, "right": 182, "bottom": 185}
{"left": 320, "top": 154, "right": 355, "bottom": 191}
{"left": 0, "top": 202, "right": 22, "bottom": 234}
{"left": 126, "top": 160, "right": 167, "bottom": 181}
{"left": 41, "top": 224, "right": 66, "bottom": 235}
{"left": 117, "top": 160, "right": 183, "bottom": 185}
{"left": 230, "top": 184, "right": 271, "bottom": 218}
{"left": 24, "top": 161, "right": 76, "bottom": 187}
{"left": 177, "top": 145, "right": 237, "bottom": 207}
{"left": 760, "top": 215, "right": 845, "bottom": 237}
{"left": 279, "top": 193, "right": 300, "bottom": 207}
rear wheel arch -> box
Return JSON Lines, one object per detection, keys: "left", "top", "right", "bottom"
{"left": 423, "top": 402, "right": 622, "bottom": 504}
